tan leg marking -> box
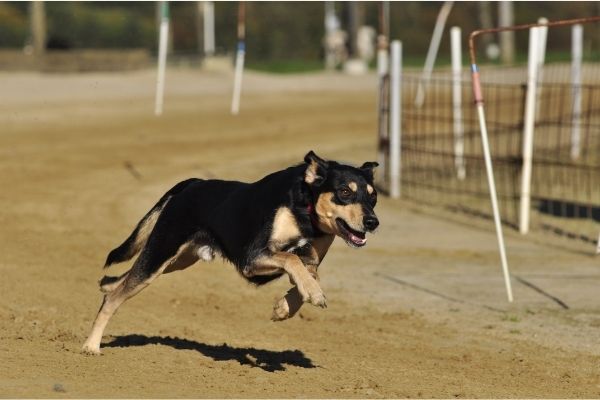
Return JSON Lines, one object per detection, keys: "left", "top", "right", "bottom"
{"left": 163, "top": 243, "right": 200, "bottom": 274}
{"left": 99, "top": 272, "right": 128, "bottom": 293}
{"left": 272, "top": 286, "right": 304, "bottom": 321}
{"left": 249, "top": 252, "right": 326, "bottom": 308}
{"left": 130, "top": 202, "right": 168, "bottom": 256}
{"left": 272, "top": 234, "right": 335, "bottom": 321}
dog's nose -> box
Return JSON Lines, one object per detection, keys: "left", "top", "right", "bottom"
{"left": 363, "top": 215, "right": 379, "bottom": 231}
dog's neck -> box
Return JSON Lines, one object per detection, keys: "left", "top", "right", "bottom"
{"left": 300, "top": 179, "right": 325, "bottom": 236}
{"left": 306, "top": 202, "right": 322, "bottom": 234}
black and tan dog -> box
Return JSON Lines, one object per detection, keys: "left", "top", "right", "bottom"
{"left": 82, "top": 151, "right": 379, "bottom": 354}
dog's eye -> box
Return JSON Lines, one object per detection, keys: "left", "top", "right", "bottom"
{"left": 339, "top": 188, "right": 352, "bottom": 198}
{"left": 370, "top": 192, "right": 378, "bottom": 204}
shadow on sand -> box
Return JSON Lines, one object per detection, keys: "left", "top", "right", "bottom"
{"left": 103, "top": 334, "right": 316, "bottom": 372}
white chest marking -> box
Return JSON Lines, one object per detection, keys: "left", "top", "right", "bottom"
{"left": 286, "top": 238, "right": 308, "bottom": 253}
{"left": 197, "top": 245, "right": 215, "bottom": 261}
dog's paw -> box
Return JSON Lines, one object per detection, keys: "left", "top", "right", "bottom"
{"left": 309, "top": 291, "right": 327, "bottom": 308}
{"left": 81, "top": 344, "right": 102, "bottom": 356}
{"left": 271, "top": 297, "right": 291, "bottom": 321}
{"left": 297, "top": 280, "right": 327, "bottom": 308}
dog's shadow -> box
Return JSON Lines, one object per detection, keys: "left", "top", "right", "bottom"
{"left": 103, "top": 334, "right": 316, "bottom": 372}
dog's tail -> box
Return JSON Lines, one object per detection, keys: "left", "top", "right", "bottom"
{"left": 104, "top": 179, "right": 198, "bottom": 268}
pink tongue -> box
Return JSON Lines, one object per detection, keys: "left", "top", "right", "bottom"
{"left": 350, "top": 233, "right": 367, "bottom": 245}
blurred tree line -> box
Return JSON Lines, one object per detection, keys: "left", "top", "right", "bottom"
{"left": 0, "top": 2, "right": 599, "bottom": 64}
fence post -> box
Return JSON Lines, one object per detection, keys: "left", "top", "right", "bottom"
{"left": 498, "top": 1, "right": 515, "bottom": 65}
{"left": 203, "top": 1, "right": 215, "bottom": 56}
{"left": 571, "top": 24, "right": 583, "bottom": 160}
{"left": 519, "top": 26, "right": 541, "bottom": 235}
{"left": 376, "top": 2, "right": 390, "bottom": 190}
{"left": 389, "top": 40, "right": 402, "bottom": 198}
{"left": 451, "top": 26, "right": 465, "bottom": 180}
{"left": 154, "top": 1, "right": 169, "bottom": 116}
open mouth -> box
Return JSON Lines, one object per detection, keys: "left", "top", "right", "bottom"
{"left": 336, "top": 218, "right": 367, "bottom": 247}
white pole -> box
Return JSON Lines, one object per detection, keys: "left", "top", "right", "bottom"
{"left": 155, "top": 1, "right": 169, "bottom": 116}
{"left": 519, "top": 27, "right": 541, "bottom": 235}
{"left": 231, "top": 2, "right": 245, "bottom": 116}
{"left": 571, "top": 24, "right": 583, "bottom": 160}
{"left": 231, "top": 46, "right": 245, "bottom": 115}
{"left": 471, "top": 62, "right": 513, "bottom": 302}
{"left": 203, "top": 1, "right": 215, "bottom": 56}
{"left": 535, "top": 18, "right": 548, "bottom": 120}
{"left": 415, "top": 1, "right": 454, "bottom": 107}
{"left": 450, "top": 26, "right": 465, "bottom": 180}
{"left": 389, "top": 40, "right": 402, "bottom": 199}
{"left": 476, "top": 103, "right": 514, "bottom": 302}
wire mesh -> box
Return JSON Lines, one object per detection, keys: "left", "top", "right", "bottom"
{"left": 399, "top": 67, "right": 599, "bottom": 251}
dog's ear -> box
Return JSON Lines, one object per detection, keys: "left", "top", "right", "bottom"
{"left": 360, "top": 161, "right": 379, "bottom": 181}
{"left": 304, "top": 151, "right": 328, "bottom": 186}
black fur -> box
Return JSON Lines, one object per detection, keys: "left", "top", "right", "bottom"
{"left": 102, "top": 151, "right": 378, "bottom": 288}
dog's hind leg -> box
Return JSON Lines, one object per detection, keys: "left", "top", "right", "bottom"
{"left": 82, "top": 286, "right": 129, "bottom": 355}
{"left": 82, "top": 267, "right": 161, "bottom": 355}
{"left": 82, "top": 239, "right": 198, "bottom": 355}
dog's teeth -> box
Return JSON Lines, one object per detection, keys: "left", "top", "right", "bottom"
{"left": 349, "top": 234, "right": 367, "bottom": 246}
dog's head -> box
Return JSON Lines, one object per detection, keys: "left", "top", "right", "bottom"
{"left": 304, "top": 151, "right": 379, "bottom": 248}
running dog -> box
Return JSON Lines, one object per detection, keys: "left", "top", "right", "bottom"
{"left": 82, "top": 151, "right": 379, "bottom": 355}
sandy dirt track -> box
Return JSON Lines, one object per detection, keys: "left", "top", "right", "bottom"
{"left": 0, "top": 69, "right": 599, "bottom": 398}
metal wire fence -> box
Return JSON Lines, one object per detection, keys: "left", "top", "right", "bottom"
{"left": 400, "top": 67, "right": 600, "bottom": 252}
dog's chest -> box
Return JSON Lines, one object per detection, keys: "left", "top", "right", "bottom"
{"left": 268, "top": 207, "right": 307, "bottom": 253}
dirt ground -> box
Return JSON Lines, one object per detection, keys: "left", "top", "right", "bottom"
{"left": 1, "top": 68, "right": 599, "bottom": 398}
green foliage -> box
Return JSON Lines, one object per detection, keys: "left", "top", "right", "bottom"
{"left": 0, "top": 1, "right": 598, "bottom": 64}
{"left": 246, "top": 2, "right": 324, "bottom": 62}
{"left": 45, "top": 2, "right": 155, "bottom": 49}
{"left": 0, "top": 3, "right": 28, "bottom": 47}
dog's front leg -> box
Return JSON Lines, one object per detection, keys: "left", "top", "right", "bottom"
{"left": 272, "top": 265, "right": 319, "bottom": 321}
{"left": 272, "top": 286, "right": 304, "bottom": 321}
{"left": 246, "top": 252, "right": 327, "bottom": 308}
{"left": 272, "top": 235, "right": 334, "bottom": 321}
